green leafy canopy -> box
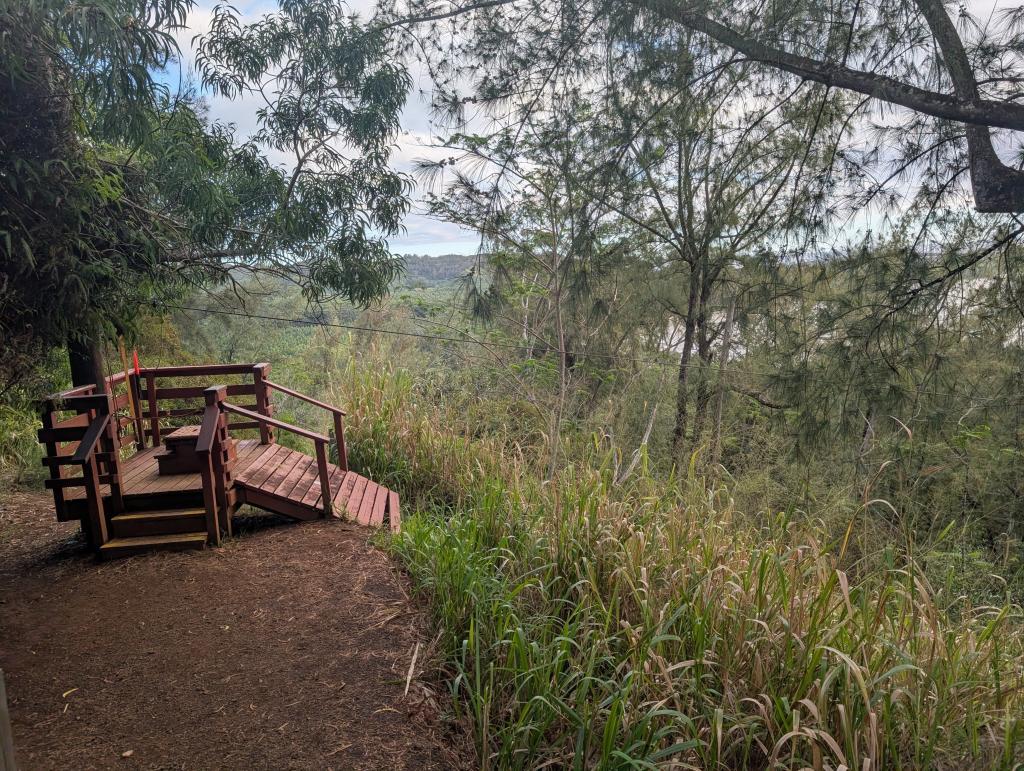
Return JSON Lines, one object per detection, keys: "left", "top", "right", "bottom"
{"left": 0, "top": 0, "right": 412, "bottom": 386}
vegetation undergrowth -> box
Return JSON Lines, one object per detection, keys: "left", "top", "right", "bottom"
{"left": 344, "top": 363, "right": 1024, "bottom": 770}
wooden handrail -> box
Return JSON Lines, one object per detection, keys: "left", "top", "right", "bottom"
{"left": 196, "top": 404, "right": 221, "bottom": 453}
{"left": 139, "top": 363, "right": 260, "bottom": 377}
{"left": 71, "top": 413, "right": 112, "bottom": 464}
{"left": 262, "top": 379, "right": 348, "bottom": 471}
{"left": 263, "top": 379, "right": 346, "bottom": 415}
{"left": 220, "top": 402, "right": 329, "bottom": 443}
{"left": 220, "top": 400, "right": 334, "bottom": 517}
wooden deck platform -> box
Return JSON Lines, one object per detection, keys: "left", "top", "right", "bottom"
{"left": 63, "top": 440, "right": 398, "bottom": 529}
{"left": 39, "top": 362, "right": 400, "bottom": 557}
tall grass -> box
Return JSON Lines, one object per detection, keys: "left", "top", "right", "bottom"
{"left": 342, "top": 363, "right": 1024, "bottom": 769}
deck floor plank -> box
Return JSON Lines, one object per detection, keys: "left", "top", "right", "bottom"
{"left": 332, "top": 473, "right": 359, "bottom": 510}
{"left": 234, "top": 442, "right": 279, "bottom": 483}
{"left": 302, "top": 467, "right": 346, "bottom": 509}
{"left": 242, "top": 445, "right": 290, "bottom": 488}
{"left": 356, "top": 482, "right": 379, "bottom": 525}
{"left": 369, "top": 485, "right": 388, "bottom": 527}
{"left": 345, "top": 477, "right": 369, "bottom": 519}
{"left": 258, "top": 450, "right": 306, "bottom": 494}
{"left": 272, "top": 456, "right": 316, "bottom": 500}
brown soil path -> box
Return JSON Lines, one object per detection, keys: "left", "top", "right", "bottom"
{"left": 0, "top": 490, "right": 464, "bottom": 770}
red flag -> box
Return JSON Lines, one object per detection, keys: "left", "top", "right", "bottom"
{"left": 132, "top": 350, "right": 140, "bottom": 375}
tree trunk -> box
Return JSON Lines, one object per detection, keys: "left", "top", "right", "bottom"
{"left": 710, "top": 297, "right": 736, "bottom": 470}
{"left": 690, "top": 265, "right": 715, "bottom": 449}
{"left": 671, "top": 266, "right": 701, "bottom": 461}
{"left": 68, "top": 334, "right": 106, "bottom": 392}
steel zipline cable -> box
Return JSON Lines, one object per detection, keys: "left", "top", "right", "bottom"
{"left": 157, "top": 302, "right": 1024, "bottom": 408}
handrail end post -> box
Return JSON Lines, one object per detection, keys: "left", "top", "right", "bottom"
{"left": 253, "top": 364, "right": 274, "bottom": 445}
{"left": 203, "top": 385, "right": 227, "bottom": 406}
{"left": 333, "top": 412, "right": 348, "bottom": 472}
{"left": 315, "top": 440, "right": 333, "bottom": 519}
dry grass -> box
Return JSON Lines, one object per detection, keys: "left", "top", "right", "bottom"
{"left": 343, "top": 363, "right": 1024, "bottom": 770}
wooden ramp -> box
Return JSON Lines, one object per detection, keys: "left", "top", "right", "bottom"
{"left": 234, "top": 441, "right": 399, "bottom": 530}
{"left": 38, "top": 363, "right": 401, "bottom": 558}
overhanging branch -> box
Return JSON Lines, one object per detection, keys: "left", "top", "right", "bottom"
{"left": 627, "top": 0, "right": 1024, "bottom": 132}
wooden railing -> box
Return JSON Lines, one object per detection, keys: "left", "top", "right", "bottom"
{"left": 263, "top": 379, "right": 348, "bottom": 471}
{"left": 40, "top": 362, "right": 349, "bottom": 540}
{"left": 220, "top": 402, "right": 335, "bottom": 518}
{"left": 37, "top": 392, "right": 124, "bottom": 547}
{"left": 138, "top": 363, "right": 273, "bottom": 447}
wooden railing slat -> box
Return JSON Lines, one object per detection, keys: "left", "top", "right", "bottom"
{"left": 220, "top": 403, "right": 329, "bottom": 443}
{"left": 143, "top": 384, "right": 255, "bottom": 401}
{"left": 263, "top": 379, "right": 346, "bottom": 416}
{"left": 140, "top": 364, "right": 258, "bottom": 377}
{"left": 37, "top": 426, "right": 88, "bottom": 442}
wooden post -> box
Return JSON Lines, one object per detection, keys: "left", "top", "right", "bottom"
{"left": 253, "top": 363, "right": 274, "bottom": 444}
{"left": 128, "top": 372, "right": 146, "bottom": 450}
{"left": 145, "top": 371, "right": 160, "bottom": 446}
{"left": 202, "top": 387, "right": 230, "bottom": 527}
{"left": 199, "top": 451, "right": 221, "bottom": 547}
{"left": 38, "top": 403, "right": 66, "bottom": 521}
{"left": 0, "top": 669, "right": 16, "bottom": 771}
{"left": 83, "top": 455, "right": 108, "bottom": 549}
{"left": 333, "top": 412, "right": 348, "bottom": 471}
{"left": 218, "top": 407, "right": 233, "bottom": 538}
{"left": 315, "top": 441, "right": 332, "bottom": 518}
{"left": 199, "top": 386, "right": 230, "bottom": 544}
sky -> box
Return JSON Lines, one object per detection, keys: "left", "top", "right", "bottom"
{"left": 170, "top": 0, "right": 479, "bottom": 256}
{"left": 171, "top": 0, "right": 1015, "bottom": 257}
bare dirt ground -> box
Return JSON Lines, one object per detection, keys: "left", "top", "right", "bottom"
{"left": 0, "top": 490, "right": 467, "bottom": 770}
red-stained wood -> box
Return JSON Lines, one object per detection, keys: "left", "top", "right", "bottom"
{"left": 253, "top": 363, "right": 274, "bottom": 444}
{"left": 141, "top": 363, "right": 257, "bottom": 377}
{"left": 273, "top": 456, "right": 316, "bottom": 500}
{"left": 346, "top": 476, "right": 369, "bottom": 520}
{"left": 144, "top": 384, "right": 255, "bottom": 401}
{"left": 315, "top": 442, "right": 332, "bottom": 518}
{"left": 259, "top": 449, "right": 306, "bottom": 494}
{"left": 369, "top": 484, "right": 387, "bottom": 527}
{"left": 356, "top": 482, "right": 379, "bottom": 525}
{"left": 387, "top": 490, "right": 401, "bottom": 532}
{"left": 242, "top": 445, "right": 290, "bottom": 488}
{"left": 236, "top": 440, "right": 277, "bottom": 471}
{"left": 332, "top": 472, "right": 359, "bottom": 510}
{"left": 306, "top": 467, "right": 346, "bottom": 510}
{"left": 239, "top": 488, "right": 322, "bottom": 521}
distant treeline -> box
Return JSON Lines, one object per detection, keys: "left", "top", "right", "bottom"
{"left": 398, "top": 253, "right": 481, "bottom": 285}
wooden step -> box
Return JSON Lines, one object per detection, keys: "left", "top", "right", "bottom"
{"left": 110, "top": 508, "right": 206, "bottom": 538}
{"left": 99, "top": 532, "right": 207, "bottom": 559}
{"left": 121, "top": 489, "right": 205, "bottom": 511}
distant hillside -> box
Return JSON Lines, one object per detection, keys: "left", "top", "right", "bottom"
{"left": 398, "top": 253, "right": 480, "bottom": 286}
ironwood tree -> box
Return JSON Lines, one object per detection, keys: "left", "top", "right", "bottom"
{"left": 381, "top": 0, "right": 1024, "bottom": 213}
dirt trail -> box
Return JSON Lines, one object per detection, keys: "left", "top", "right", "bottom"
{"left": 0, "top": 490, "right": 464, "bottom": 770}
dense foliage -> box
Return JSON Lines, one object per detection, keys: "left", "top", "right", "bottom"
{"left": 0, "top": 0, "right": 409, "bottom": 389}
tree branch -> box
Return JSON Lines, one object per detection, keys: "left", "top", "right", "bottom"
{"left": 627, "top": 0, "right": 1024, "bottom": 132}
